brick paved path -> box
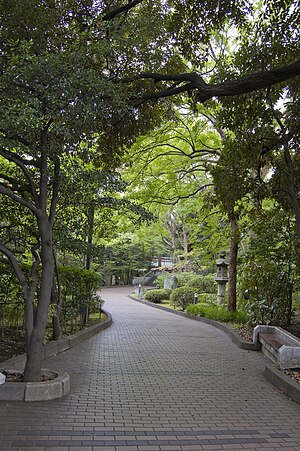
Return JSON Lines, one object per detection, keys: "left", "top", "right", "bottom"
{"left": 0, "top": 286, "right": 299, "bottom": 451}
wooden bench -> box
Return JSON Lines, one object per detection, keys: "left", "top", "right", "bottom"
{"left": 253, "top": 326, "right": 300, "bottom": 369}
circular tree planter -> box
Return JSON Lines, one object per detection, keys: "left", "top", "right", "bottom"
{"left": 0, "top": 369, "right": 70, "bottom": 401}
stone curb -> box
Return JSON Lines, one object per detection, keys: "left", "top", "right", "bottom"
{"left": 130, "top": 296, "right": 259, "bottom": 350}
{"left": 0, "top": 369, "right": 70, "bottom": 401}
{"left": 264, "top": 365, "right": 300, "bottom": 405}
{"left": 0, "top": 309, "right": 112, "bottom": 369}
{"left": 42, "top": 309, "right": 113, "bottom": 360}
{"left": 0, "top": 310, "right": 112, "bottom": 401}
{"left": 130, "top": 296, "right": 300, "bottom": 405}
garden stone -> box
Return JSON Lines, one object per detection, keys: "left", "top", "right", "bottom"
{"left": 164, "top": 273, "right": 178, "bottom": 289}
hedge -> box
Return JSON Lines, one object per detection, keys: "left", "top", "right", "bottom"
{"left": 144, "top": 288, "right": 172, "bottom": 303}
{"left": 170, "top": 287, "right": 200, "bottom": 311}
{"left": 185, "top": 274, "right": 215, "bottom": 293}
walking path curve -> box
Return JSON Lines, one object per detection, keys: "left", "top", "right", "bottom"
{"left": 0, "top": 286, "right": 299, "bottom": 451}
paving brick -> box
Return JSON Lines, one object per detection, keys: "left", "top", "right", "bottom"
{"left": 0, "top": 287, "right": 300, "bottom": 451}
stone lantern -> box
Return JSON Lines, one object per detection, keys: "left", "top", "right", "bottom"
{"left": 215, "top": 256, "right": 229, "bottom": 305}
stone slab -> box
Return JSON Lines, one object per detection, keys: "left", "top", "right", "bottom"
{"left": 278, "top": 345, "right": 300, "bottom": 369}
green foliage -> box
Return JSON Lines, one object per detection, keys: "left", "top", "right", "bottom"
{"left": 170, "top": 287, "right": 199, "bottom": 311}
{"left": 238, "top": 207, "right": 296, "bottom": 327}
{"left": 144, "top": 288, "right": 172, "bottom": 303}
{"left": 186, "top": 303, "right": 248, "bottom": 323}
{"left": 59, "top": 266, "right": 101, "bottom": 293}
{"left": 0, "top": 263, "right": 102, "bottom": 335}
{"left": 175, "top": 272, "right": 198, "bottom": 287}
{"left": 0, "top": 264, "right": 25, "bottom": 332}
{"left": 197, "top": 293, "right": 217, "bottom": 304}
{"left": 240, "top": 261, "right": 293, "bottom": 327}
{"left": 59, "top": 267, "right": 101, "bottom": 331}
{"left": 155, "top": 273, "right": 167, "bottom": 288}
{"left": 185, "top": 274, "right": 216, "bottom": 293}
{"left": 102, "top": 232, "right": 161, "bottom": 285}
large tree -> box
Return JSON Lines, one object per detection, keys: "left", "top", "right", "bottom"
{"left": 123, "top": 112, "right": 224, "bottom": 268}
{"left": 1, "top": 0, "right": 299, "bottom": 381}
{"left": 0, "top": 0, "right": 169, "bottom": 381}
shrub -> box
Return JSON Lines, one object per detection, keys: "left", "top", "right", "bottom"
{"left": 185, "top": 274, "right": 216, "bottom": 293}
{"left": 175, "top": 272, "right": 198, "bottom": 287}
{"left": 57, "top": 266, "right": 101, "bottom": 331}
{"left": 197, "top": 293, "right": 217, "bottom": 304}
{"left": 238, "top": 260, "right": 294, "bottom": 327}
{"left": 0, "top": 262, "right": 102, "bottom": 335}
{"left": 144, "top": 288, "right": 172, "bottom": 303}
{"left": 155, "top": 273, "right": 167, "bottom": 288}
{"left": 186, "top": 304, "right": 248, "bottom": 323}
{"left": 170, "top": 287, "right": 199, "bottom": 311}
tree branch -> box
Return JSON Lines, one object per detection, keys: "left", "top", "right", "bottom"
{"left": 102, "top": 0, "right": 145, "bottom": 21}
{"left": 49, "top": 158, "right": 60, "bottom": 226}
{"left": 0, "top": 147, "right": 39, "bottom": 203}
{"left": 0, "top": 130, "right": 33, "bottom": 148}
{"left": 0, "top": 185, "right": 40, "bottom": 216}
{"left": 0, "top": 243, "right": 27, "bottom": 288}
{"left": 135, "top": 60, "right": 300, "bottom": 103}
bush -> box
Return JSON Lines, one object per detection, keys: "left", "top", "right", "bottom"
{"left": 155, "top": 273, "right": 167, "bottom": 288}
{"left": 0, "top": 262, "right": 102, "bottom": 335}
{"left": 175, "top": 272, "right": 198, "bottom": 287}
{"left": 185, "top": 274, "right": 216, "bottom": 293}
{"left": 144, "top": 288, "right": 172, "bottom": 303}
{"left": 238, "top": 260, "right": 294, "bottom": 327}
{"left": 197, "top": 293, "right": 217, "bottom": 304}
{"left": 57, "top": 266, "right": 101, "bottom": 331}
{"left": 170, "top": 287, "right": 199, "bottom": 311}
{"left": 186, "top": 303, "right": 248, "bottom": 323}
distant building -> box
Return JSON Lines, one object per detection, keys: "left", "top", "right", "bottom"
{"left": 151, "top": 256, "right": 174, "bottom": 269}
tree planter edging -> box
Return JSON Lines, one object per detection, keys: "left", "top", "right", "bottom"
{"left": 0, "top": 369, "right": 70, "bottom": 401}
{"left": 0, "top": 310, "right": 112, "bottom": 401}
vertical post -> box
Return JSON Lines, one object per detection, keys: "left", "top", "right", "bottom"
{"left": 217, "top": 283, "right": 226, "bottom": 305}
{"left": 194, "top": 292, "right": 198, "bottom": 304}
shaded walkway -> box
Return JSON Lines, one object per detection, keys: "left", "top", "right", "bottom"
{"left": 0, "top": 286, "right": 299, "bottom": 450}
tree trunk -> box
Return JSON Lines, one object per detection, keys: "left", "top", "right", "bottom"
{"left": 81, "top": 206, "right": 95, "bottom": 326}
{"left": 24, "top": 290, "right": 35, "bottom": 353}
{"left": 269, "top": 105, "right": 300, "bottom": 275}
{"left": 283, "top": 143, "right": 300, "bottom": 274}
{"left": 23, "top": 217, "right": 55, "bottom": 382}
{"left": 86, "top": 206, "right": 94, "bottom": 271}
{"left": 227, "top": 217, "right": 239, "bottom": 311}
{"left": 51, "top": 282, "right": 62, "bottom": 340}
{"left": 51, "top": 254, "right": 62, "bottom": 340}
{"left": 182, "top": 225, "right": 190, "bottom": 271}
